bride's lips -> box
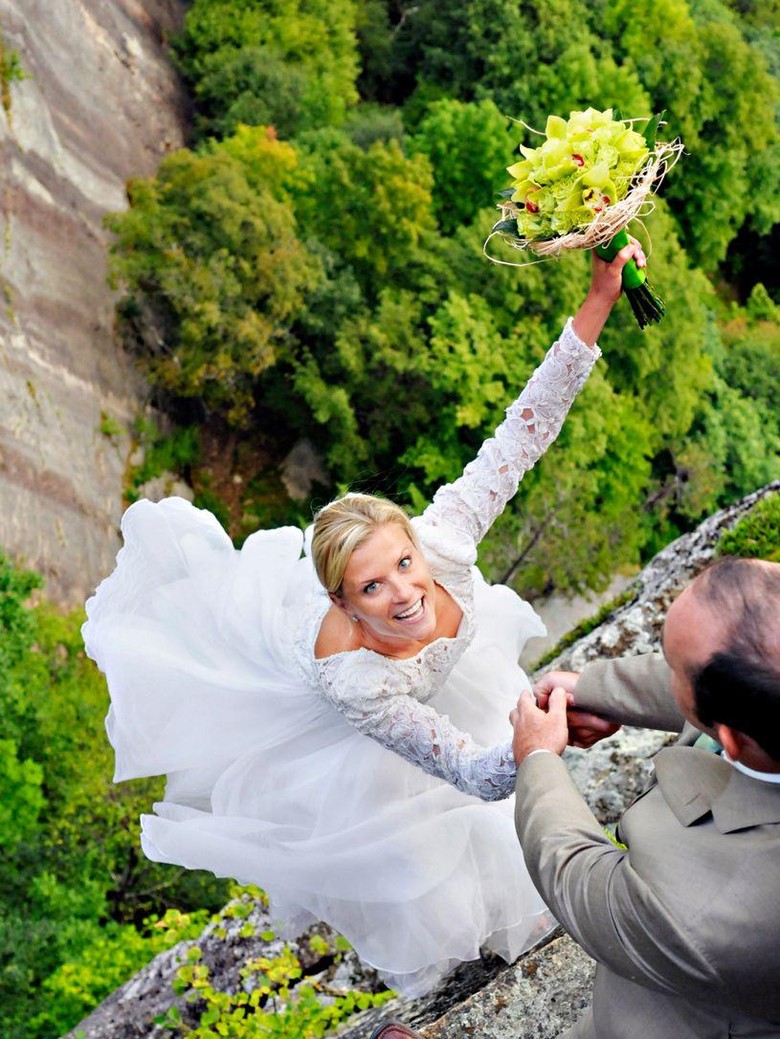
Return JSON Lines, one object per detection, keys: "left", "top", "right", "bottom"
{"left": 394, "top": 597, "right": 425, "bottom": 622}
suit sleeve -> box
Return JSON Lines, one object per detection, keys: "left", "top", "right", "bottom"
{"left": 514, "top": 753, "right": 720, "bottom": 996}
{"left": 573, "top": 653, "right": 686, "bottom": 732}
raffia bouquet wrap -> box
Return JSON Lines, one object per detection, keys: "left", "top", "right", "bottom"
{"left": 485, "top": 108, "right": 683, "bottom": 328}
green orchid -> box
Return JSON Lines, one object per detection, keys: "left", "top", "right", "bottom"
{"left": 505, "top": 108, "right": 650, "bottom": 238}
{"left": 493, "top": 107, "right": 674, "bottom": 329}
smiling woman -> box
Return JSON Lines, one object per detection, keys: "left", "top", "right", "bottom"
{"left": 82, "top": 246, "right": 639, "bottom": 996}
{"left": 314, "top": 503, "right": 447, "bottom": 656}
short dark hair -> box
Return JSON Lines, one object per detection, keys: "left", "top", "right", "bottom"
{"left": 691, "top": 557, "right": 780, "bottom": 761}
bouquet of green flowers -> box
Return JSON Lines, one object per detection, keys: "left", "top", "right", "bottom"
{"left": 485, "top": 108, "right": 683, "bottom": 328}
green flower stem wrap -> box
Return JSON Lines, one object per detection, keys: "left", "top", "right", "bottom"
{"left": 595, "top": 228, "right": 644, "bottom": 288}
{"left": 595, "top": 227, "right": 666, "bottom": 329}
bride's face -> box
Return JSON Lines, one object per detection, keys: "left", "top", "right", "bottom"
{"left": 336, "top": 522, "right": 437, "bottom": 644}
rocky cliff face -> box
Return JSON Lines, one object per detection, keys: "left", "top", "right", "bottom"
{"left": 0, "top": 0, "right": 188, "bottom": 603}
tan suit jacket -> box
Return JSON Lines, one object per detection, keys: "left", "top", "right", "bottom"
{"left": 514, "top": 653, "right": 780, "bottom": 1038}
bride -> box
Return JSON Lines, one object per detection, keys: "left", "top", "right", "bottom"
{"left": 83, "top": 242, "right": 641, "bottom": 995}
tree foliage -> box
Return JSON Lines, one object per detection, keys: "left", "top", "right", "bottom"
{"left": 408, "top": 98, "right": 520, "bottom": 234}
{"left": 294, "top": 130, "right": 438, "bottom": 294}
{"left": 173, "top": 0, "right": 361, "bottom": 139}
{"left": 0, "top": 556, "right": 228, "bottom": 1038}
{"left": 107, "top": 129, "right": 322, "bottom": 427}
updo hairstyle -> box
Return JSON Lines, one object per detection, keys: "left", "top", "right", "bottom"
{"left": 311, "top": 493, "right": 418, "bottom": 597}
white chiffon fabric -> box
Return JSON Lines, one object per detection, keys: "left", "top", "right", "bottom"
{"left": 83, "top": 319, "right": 599, "bottom": 995}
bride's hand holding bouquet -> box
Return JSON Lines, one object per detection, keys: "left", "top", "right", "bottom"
{"left": 486, "top": 107, "right": 683, "bottom": 329}
{"left": 574, "top": 233, "right": 647, "bottom": 346}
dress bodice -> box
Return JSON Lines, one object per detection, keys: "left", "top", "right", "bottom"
{"left": 292, "top": 319, "right": 600, "bottom": 801}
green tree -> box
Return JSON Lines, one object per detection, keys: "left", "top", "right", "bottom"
{"left": 671, "top": 288, "right": 780, "bottom": 521}
{"left": 600, "top": 0, "right": 704, "bottom": 143}
{"left": 107, "top": 129, "right": 322, "bottom": 427}
{"left": 0, "top": 556, "right": 229, "bottom": 1039}
{"left": 602, "top": 0, "right": 780, "bottom": 267}
{"left": 399, "top": 289, "right": 531, "bottom": 483}
{"left": 294, "top": 130, "right": 437, "bottom": 296}
{"left": 409, "top": 98, "right": 521, "bottom": 234}
{"left": 596, "top": 204, "right": 716, "bottom": 442}
{"left": 481, "top": 368, "right": 655, "bottom": 598}
{"left": 385, "top": 0, "right": 650, "bottom": 129}
{"left": 291, "top": 285, "right": 432, "bottom": 479}
{"left": 378, "top": 0, "right": 777, "bottom": 272}
{"left": 173, "top": 0, "right": 360, "bottom": 140}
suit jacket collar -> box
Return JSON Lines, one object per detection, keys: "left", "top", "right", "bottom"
{"left": 654, "top": 746, "right": 780, "bottom": 833}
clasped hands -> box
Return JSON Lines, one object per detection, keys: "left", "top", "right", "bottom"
{"left": 510, "top": 670, "right": 621, "bottom": 766}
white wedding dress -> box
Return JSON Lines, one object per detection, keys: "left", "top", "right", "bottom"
{"left": 83, "top": 319, "right": 599, "bottom": 995}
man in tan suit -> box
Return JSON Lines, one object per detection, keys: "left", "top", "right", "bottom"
{"left": 369, "top": 557, "right": 780, "bottom": 1039}
{"left": 509, "top": 555, "right": 780, "bottom": 1037}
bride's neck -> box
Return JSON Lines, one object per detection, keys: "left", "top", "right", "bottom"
{"left": 315, "top": 584, "right": 462, "bottom": 661}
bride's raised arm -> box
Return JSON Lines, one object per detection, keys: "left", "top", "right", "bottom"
{"left": 420, "top": 241, "right": 644, "bottom": 549}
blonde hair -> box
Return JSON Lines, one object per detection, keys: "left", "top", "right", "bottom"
{"left": 311, "top": 493, "right": 417, "bottom": 596}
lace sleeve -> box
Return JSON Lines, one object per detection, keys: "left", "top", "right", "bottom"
{"left": 421, "top": 318, "right": 600, "bottom": 548}
{"left": 317, "top": 654, "right": 517, "bottom": 801}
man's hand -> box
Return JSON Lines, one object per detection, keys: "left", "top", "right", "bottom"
{"left": 533, "top": 670, "right": 580, "bottom": 707}
{"left": 565, "top": 708, "right": 622, "bottom": 749}
{"left": 510, "top": 687, "right": 570, "bottom": 766}
{"left": 533, "top": 670, "right": 621, "bottom": 749}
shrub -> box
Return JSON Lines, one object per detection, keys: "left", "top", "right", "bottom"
{"left": 716, "top": 491, "right": 780, "bottom": 562}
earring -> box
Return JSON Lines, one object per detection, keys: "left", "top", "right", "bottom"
{"left": 352, "top": 615, "right": 358, "bottom": 623}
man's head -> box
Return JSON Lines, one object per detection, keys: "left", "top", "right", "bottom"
{"left": 662, "top": 557, "right": 780, "bottom": 769}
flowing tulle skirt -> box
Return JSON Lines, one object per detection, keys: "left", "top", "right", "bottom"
{"left": 83, "top": 497, "right": 551, "bottom": 995}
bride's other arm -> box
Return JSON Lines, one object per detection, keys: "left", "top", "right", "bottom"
{"left": 318, "top": 656, "right": 519, "bottom": 800}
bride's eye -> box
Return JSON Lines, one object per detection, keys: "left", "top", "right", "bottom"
{"left": 399, "top": 556, "right": 412, "bottom": 570}
{"left": 363, "top": 581, "right": 379, "bottom": 594}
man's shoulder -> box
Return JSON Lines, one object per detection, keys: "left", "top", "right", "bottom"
{"left": 653, "top": 747, "right": 780, "bottom": 831}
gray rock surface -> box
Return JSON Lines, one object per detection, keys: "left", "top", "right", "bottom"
{"left": 543, "top": 479, "right": 780, "bottom": 674}
{"left": 69, "top": 484, "right": 779, "bottom": 1038}
{"left": 422, "top": 932, "right": 596, "bottom": 1039}
{"left": 0, "top": 0, "right": 188, "bottom": 603}
{"left": 67, "top": 894, "right": 385, "bottom": 1039}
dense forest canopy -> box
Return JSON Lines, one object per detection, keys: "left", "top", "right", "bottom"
{"left": 2, "top": 1, "right": 779, "bottom": 1036}
{"left": 108, "top": 0, "right": 780, "bottom": 599}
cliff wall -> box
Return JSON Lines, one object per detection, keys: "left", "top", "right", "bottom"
{"left": 0, "top": 0, "right": 188, "bottom": 603}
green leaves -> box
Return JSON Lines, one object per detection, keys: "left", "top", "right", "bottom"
{"left": 399, "top": 290, "right": 522, "bottom": 483}
{"left": 0, "top": 555, "right": 228, "bottom": 1038}
{"left": 480, "top": 368, "right": 654, "bottom": 598}
{"left": 0, "top": 739, "right": 44, "bottom": 854}
{"left": 108, "top": 129, "right": 322, "bottom": 427}
{"left": 148, "top": 908, "right": 396, "bottom": 1038}
{"left": 294, "top": 132, "right": 437, "bottom": 295}
{"left": 173, "top": 0, "right": 361, "bottom": 140}
{"left": 602, "top": 0, "right": 779, "bottom": 267}
{"left": 408, "top": 98, "right": 520, "bottom": 233}
{"left": 640, "top": 111, "right": 666, "bottom": 150}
